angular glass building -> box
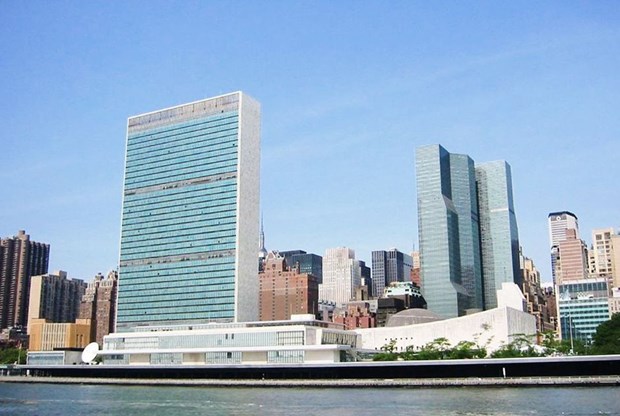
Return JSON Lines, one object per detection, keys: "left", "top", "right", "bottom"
{"left": 116, "top": 92, "right": 260, "bottom": 331}
{"left": 415, "top": 145, "right": 520, "bottom": 318}
{"left": 476, "top": 161, "right": 521, "bottom": 309}
{"left": 415, "top": 145, "right": 470, "bottom": 318}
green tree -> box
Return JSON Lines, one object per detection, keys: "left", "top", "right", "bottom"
{"left": 372, "top": 339, "right": 399, "bottom": 361}
{"left": 591, "top": 313, "right": 620, "bottom": 355}
{"left": 0, "top": 347, "right": 26, "bottom": 364}
{"left": 491, "top": 334, "right": 543, "bottom": 358}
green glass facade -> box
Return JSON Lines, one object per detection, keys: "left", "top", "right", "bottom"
{"left": 475, "top": 161, "right": 521, "bottom": 309}
{"left": 116, "top": 92, "right": 260, "bottom": 330}
{"left": 416, "top": 145, "right": 520, "bottom": 318}
{"left": 416, "top": 145, "right": 470, "bottom": 318}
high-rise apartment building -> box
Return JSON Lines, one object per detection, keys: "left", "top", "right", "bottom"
{"left": 548, "top": 211, "right": 579, "bottom": 284}
{"left": 116, "top": 92, "right": 260, "bottom": 330}
{"left": 589, "top": 228, "right": 616, "bottom": 279}
{"left": 415, "top": 144, "right": 520, "bottom": 318}
{"left": 320, "top": 247, "right": 361, "bottom": 306}
{"left": 476, "top": 161, "right": 521, "bottom": 309}
{"left": 371, "top": 249, "right": 413, "bottom": 298}
{"left": 0, "top": 230, "right": 50, "bottom": 330}
{"left": 79, "top": 271, "right": 118, "bottom": 346}
{"left": 27, "top": 271, "right": 86, "bottom": 331}
{"left": 258, "top": 252, "right": 318, "bottom": 321}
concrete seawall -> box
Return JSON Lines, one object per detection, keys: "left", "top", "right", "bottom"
{"left": 2, "top": 375, "right": 619, "bottom": 388}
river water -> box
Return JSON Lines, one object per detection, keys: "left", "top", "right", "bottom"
{"left": 0, "top": 383, "right": 618, "bottom": 415}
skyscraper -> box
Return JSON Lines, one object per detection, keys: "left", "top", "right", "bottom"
{"left": 371, "top": 248, "right": 413, "bottom": 298}
{"left": 476, "top": 161, "right": 521, "bottom": 309}
{"left": 0, "top": 230, "right": 50, "bottom": 330}
{"left": 319, "top": 247, "right": 361, "bottom": 306}
{"left": 548, "top": 211, "right": 579, "bottom": 284}
{"left": 116, "top": 92, "right": 260, "bottom": 330}
{"left": 415, "top": 145, "right": 477, "bottom": 318}
{"left": 415, "top": 144, "right": 520, "bottom": 318}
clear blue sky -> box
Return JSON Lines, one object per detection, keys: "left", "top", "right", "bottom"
{"left": 1, "top": 1, "right": 619, "bottom": 282}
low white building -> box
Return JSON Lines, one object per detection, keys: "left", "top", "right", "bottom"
{"left": 355, "top": 306, "right": 536, "bottom": 353}
{"left": 100, "top": 315, "right": 358, "bottom": 365}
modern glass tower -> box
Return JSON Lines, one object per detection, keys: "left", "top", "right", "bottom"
{"left": 415, "top": 145, "right": 470, "bottom": 318}
{"left": 475, "top": 161, "right": 521, "bottom": 309}
{"left": 415, "top": 145, "right": 519, "bottom": 318}
{"left": 116, "top": 92, "right": 260, "bottom": 331}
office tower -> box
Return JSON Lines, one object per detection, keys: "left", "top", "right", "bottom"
{"left": 415, "top": 145, "right": 481, "bottom": 317}
{"left": 27, "top": 271, "right": 86, "bottom": 331}
{"left": 358, "top": 260, "right": 371, "bottom": 297}
{"left": 258, "top": 252, "right": 318, "bottom": 321}
{"left": 548, "top": 211, "right": 579, "bottom": 284}
{"left": 557, "top": 278, "right": 610, "bottom": 343}
{"left": 475, "top": 161, "right": 521, "bottom": 309}
{"left": 116, "top": 92, "right": 260, "bottom": 330}
{"left": 556, "top": 229, "right": 589, "bottom": 283}
{"left": 371, "top": 249, "right": 413, "bottom": 298}
{"left": 279, "top": 250, "right": 323, "bottom": 283}
{"left": 79, "top": 271, "right": 118, "bottom": 346}
{"left": 589, "top": 228, "right": 616, "bottom": 279}
{"left": 319, "top": 247, "right": 361, "bottom": 306}
{"left": 0, "top": 230, "right": 50, "bottom": 330}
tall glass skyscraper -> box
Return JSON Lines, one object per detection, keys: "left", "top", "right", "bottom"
{"left": 415, "top": 145, "right": 470, "bottom": 318}
{"left": 116, "top": 92, "right": 260, "bottom": 331}
{"left": 476, "top": 161, "right": 521, "bottom": 309}
{"left": 415, "top": 145, "right": 520, "bottom": 318}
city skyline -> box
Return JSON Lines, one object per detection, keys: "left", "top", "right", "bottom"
{"left": 2, "top": 3, "right": 619, "bottom": 282}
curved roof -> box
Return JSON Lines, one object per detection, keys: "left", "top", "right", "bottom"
{"left": 386, "top": 308, "right": 444, "bottom": 327}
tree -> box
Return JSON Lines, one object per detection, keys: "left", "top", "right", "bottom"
{"left": 372, "top": 339, "right": 399, "bottom": 361}
{"left": 591, "top": 314, "right": 620, "bottom": 355}
{"left": 0, "top": 347, "right": 25, "bottom": 364}
{"left": 490, "top": 334, "right": 543, "bottom": 358}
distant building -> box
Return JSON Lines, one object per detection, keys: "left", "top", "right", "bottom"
{"left": 320, "top": 247, "right": 361, "bottom": 306}
{"left": 259, "top": 252, "right": 318, "bottom": 321}
{"left": 0, "top": 230, "right": 50, "bottom": 330}
{"left": 279, "top": 250, "right": 323, "bottom": 283}
{"left": 548, "top": 211, "right": 579, "bottom": 285}
{"left": 27, "top": 318, "right": 91, "bottom": 351}
{"left": 609, "top": 288, "right": 620, "bottom": 316}
{"left": 358, "top": 260, "right": 371, "bottom": 297}
{"left": 557, "top": 278, "right": 610, "bottom": 343}
{"left": 371, "top": 249, "right": 413, "bottom": 299}
{"left": 333, "top": 302, "right": 375, "bottom": 330}
{"left": 116, "top": 92, "right": 260, "bottom": 329}
{"left": 588, "top": 228, "right": 617, "bottom": 281}
{"left": 410, "top": 251, "right": 421, "bottom": 287}
{"left": 520, "top": 251, "right": 555, "bottom": 336}
{"left": 79, "top": 271, "right": 118, "bottom": 346}
{"left": 27, "top": 271, "right": 86, "bottom": 332}
{"left": 556, "top": 229, "right": 589, "bottom": 283}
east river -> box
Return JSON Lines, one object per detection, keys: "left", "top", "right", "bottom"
{"left": 0, "top": 383, "right": 619, "bottom": 415}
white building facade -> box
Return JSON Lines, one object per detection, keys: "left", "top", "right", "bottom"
{"left": 320, "top": 248, "right": 361, "bottom": 306}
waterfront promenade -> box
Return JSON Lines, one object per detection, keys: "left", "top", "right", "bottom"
{"left": 2, "top": 375, "right": 619, "bottom": 388}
